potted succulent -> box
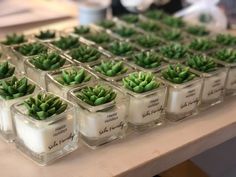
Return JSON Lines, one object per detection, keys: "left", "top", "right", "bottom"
{"left": 34, "top": 30, "right": 56, "bottom": 41}
{"left": 160, "top": 43, "right": 189, "bottom": 63}
{"left": 119, "top": 71, "right": 166, "bottom": 130}
{"left": 134, "top": 34, "right": 161, "bottom": 49}
{"left": 0, "top": 61, "right": 15, "bottom": 81}
{"left": 136, "top": 21, "right": 160, "bottom": 33}
{"left": 160, "top": 64, "right": 202, "bottom": 121}
{"left": 68, "top": 81, "right": 128, "bottom": 148}
{"left": 106, "top": 41, "right": 135, "bottom": 57}
{"left": 0, "top": 76, "right": 40, "bottom": 142}
{"left": 85, "top": 32, "right": 111, "bottom": 47}
{"left": 112, "top": 26, "right": 137, "bottom": 38}
{"left": 46, "top": 66, "right": 96, "bottom": 98}
{"left": 186, "top": 25, "right": 210, "bottom": 37}
{"left": 97, "top": 19, "right": 115, "bottom": 29}
{"left": 24, "top": 52, "right": 71, "bottom": 88}
{"left": 188, "top": 38, "right": 216, "bottom": 53}
{"left": 143, "top": 10, "right": 165, "bottom": 20}
{"left": 210, "top": 48, "right": 236, "bottom": 95}
{"left": 186, "top": 54, "right": 227, "bottom": 109}
{"left": 11, "top": 92, "right": 78, "bottom": 165}
{"left": 161, "top": 16, "right": 185, "bottom": 28}
{"left": 215, "top": 34, "right": 236, "bottom": 47}
{"left": 159, "top": 29, "right": 183, "bottom": 42}
{"left": 12, "top": 42, "right": 48, "bottom": 72}
{"left": 92, "top": 60, "right": 132, "bottom": 81}
{"left": 73, "top": 26, "right": 90, "bottom": 36}
{"left": 120, "top": 14, "right": 139, "bottom": 23}
{"left": 51, "top": 36, "right": 80, "bottom": 51}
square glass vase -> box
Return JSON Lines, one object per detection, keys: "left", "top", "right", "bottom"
{"left": 68, "top": 81, "right": 128, "bottom": 149}
{"left": 160, "top": 74, "right": 203, "bottom": 122}
{"left": 117, "top": 80, "right": 167, "bottom": 131}
{"left": 11, "top": 91, "right": 78, "bottom": 165}
{"left": 45, "top": 66, "right": 97, "bottom": 99}
{"left": 24, "top": 56, "right": 72, "bottom": 89}
{"left": 0, "top": 77, "right": 41, "bottom": 142}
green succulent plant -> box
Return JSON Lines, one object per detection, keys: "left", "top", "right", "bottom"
{"left": 123, "top": 72, "right": 159, "bottom": 93}
{"left": 52, "top": 36, "right": 80, "bottom": 50}
{"left": 17, "top": 43, "right": 47, "bottom": 56}
{"left": 76, "top": 85, "right": 116, "bottom": 106}
{"left": 137, "top": 21, "right": 160, "bottom": 32}
{"left": 162, "top": 64, "right": 195, "bottom": 84}
{"left": 186, "top": 25, "right": 209, "bottom": 36}
{"left": 73, "top": 26, "right": 90, "bottom": 35}
{"left": 69, "top": 45, "right": 101, "bottom": 63}
{"left": 35, "top": 30, "right": 55, "bottom": 40}
{"left": 0, "top": 62, "right": 15, "bottom": 79}
{"left": 108, "top": 41, "right": 134, "bottom": 56}
{"left": 24, "top": 93, "right": 68, "bottom": 120}
{"left": 86, "top": 33, "right": 111, "bottom": 44}
{"left": 30, "top": 52, "right": 66, "bottom": 71}
{"left": 132, "top": 51, "right": 162, "bottom": 69}
{"left": 199, "top": 13, "right": 213, "bottom": 23}
{"left": 161, "top": 29, "right": 182, "bottom": 41}
{"left": 94, "top": 60, "right": 128, "bottom": 77}
{"left": 113, "top": 26, "right": 137, "bottom": 37}
{"left": 135, "top": 34, "right": 161, "bottom": 48}
{"left": 55, "top": 68, "right": 91, "bottom": 86}
{"left": 213, "top": 49, "right": 236, "bottom": 63}
{"left": 1, "top": 33, "right": 26, "bottom": 45}
{"left": 162, "top": 16, "right": 185, "bottom": 28}
{"left": 0, "top": 76, "right": 35, "bottom": 100}
{"left": 215, "top": 34, "right": 236, "bottom": 46}
{"left": 144, "top": 10, "right": 164, "bottom": 20}
{"left": 97, "top": 20, "right": 115, "bottom": 29}
{"left": 187, "top": 55, "right": 217, "bottom": 73}
{"left": 160, "top": 43, "right": 188, "bottom": 60}
{"left": 120, "top": 14, "right": 139, "bottom": 23}
{"left": 189, "top": 38, "right": 216, "bottom": 52}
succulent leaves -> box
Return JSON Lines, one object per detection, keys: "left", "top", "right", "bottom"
{"left": 0, "top": 76, "right": 35, "bottom": 100}
{"left": 95, "top": 60, "right": 128, "bottom": 77}
{"left": 160, "top": 43, "right": 188, "bottom": 60}
{"left": 123, "top": 72, "right": 159, "bottom": 93}
{"left": 186, "top": 26, "right": 209, "bottom": 36}
{"left": 87, "top": 33, "right": 111, "bottom": 44}
{"left": 113, "top": 26, "right": 136, "bottom": 37}
{"left": 35, "top": 30, "right": 55, "bottom": 40}
{"left": 161, "top": 29, "right": 182, "bottom": 41}
{"left": 2, "top": 33, "right": 26, "bottom": 45}
{"left": 24, "top": 93, "right": 68, "bottom": 120}
{"left": 73, "top": 26, "right": 90, "bottom": 35}
{"left": 162, "top": 64, "right": 195, "bottom": 84}
{"left": 215, "top": 34, "right": 236, "bottom": 46}
{"left": 162, "top": 16, "right": 185, "bottom": 28}
{"left": 98, "top": 20, "right": 115, "bottom": 29}
{"left": 189, "top": 39, "right": 215, "bottom": 51}
{"left": 135, "top": 34, "right": 160, "bottom": 48}
{"left": 17, "top": 43, "right": 47, "bottom": 56}
{"left": 121, "top": 14, "right": 139, "bottom": 23}
{"left": 52, "top": 36, "right": 80, "bottom": 50}
{"left": 0, "top": 62, "right": 15, "bottom": 79}
{"left": 76, "top": 85, "right": 117, "bottom": 106}
{"left": 108, "top": 41, "right": 134, "bottom": 56}
{"left": 214, "top": 49, "right": 236, "bottom": 63}
{"left": 137, "top": 21, "right": 160, "bottom": 32}
{"left": 30, "top": 52, "right": 66, "bottom": 71}
{"left": 144, "top": 10, "right": 164, "bottom": 20}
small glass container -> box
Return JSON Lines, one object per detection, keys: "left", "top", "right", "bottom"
{"left": 0, "top": 76, "right": 41, "bottom": 142}
{"left": 158, "top": 67, "right": 203, "bottom": 121}
{"left": 11, "top": 91, "right": 78, "bottom": 165}
{"left": 45, "top": 66, "right": 98, "bottom": 99}
{"left": 24, "top": 54, "right": 72, "bottom": 88}
{"left": 68, "top": 81, "right": 128, "bottom": 149}
{"left": 115, "top": 78, "right": 167, "bottom": 131}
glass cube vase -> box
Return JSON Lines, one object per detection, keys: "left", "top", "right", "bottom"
{"left": 11, "top": 92, "right": 78, "bottom": 165}
{"left": 68, "top": 81, "right": 128, "bottom": 149}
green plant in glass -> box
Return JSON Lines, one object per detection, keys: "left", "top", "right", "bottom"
{"left": 69, "top": 45, "right": 101, "bottom": 63}
{"left": 215, "top": 34, "right": 236, "bottom": 46}
{"left": 0, "top": 61, "right": 15, "bottom": 79}
{"left": 132, "top": 51, "right": 162, "bottom": 69}
{"left": 137, "top": 21, "right": 160, "bottom": 32}
{"left": 73, "top": 26, "right": 90, "bottom": 35}
{"left": 144, "top": 10, "right": 164, "bottom": 20}
{"left": 213, "top": 49, "right": 236, "bottom": 63}
{"left": 187, "top": 55, "right": 217, "bottom": 73}
{"left": 123, "top": 72, "right": 159, "bottom": 93}
{"left": 108, "top": 41, "right": 134, "bottom": 56}
{"left": 35, "top": 30, "right": 55, "bottom": 40}
{"left": 186, "top": 25, "right": 209, "bottom": 36}
{"left": 30, "top": 52, "right": 66, "bottom": 71}
{"left": 0, "top": 76, "right": 35, "bottom": 100}
{"left": 135, "top": 34, "right": 160, "bottom": 48}
{"left": 23, "top": 93, "right": 68, "bottom": 120}
{"left": 160, "top": 43, "right": 188, "bottom": 60}
{"left": 189, "top": 38, "right": 215, "bottom": 52}
{"left": 76, "top": 85, "right": 117, "bottom": 106}
{"left": 97, "top": 20, "right": 115, "bottom": 29}
{"left": 120, "top": 14, "right": 139, "bottom": 23}
{"left": 86, "top": 33, "right": 111, "bottom": 44}
{"left": 17, "top": 43, "right": 47, "bottom": 56}
{"left": 161, "top": 29, "right": 182, "bottom": 41}
{"left": 55, "top": 68, "right": 91, "bottom": 86}
{"left": 94, "top": 60, "right": 128, "bottom": 77}
{"left": 1, "top": 33, "right": 26, "bottom": 45}
{"left": 162, "top": 64, "right": 195, "bottom": 84}
{"left": 113, "top": 26, "right": 137, "bottom": 38}
{"left": 162, "top": 16, "right": 185, "bottom": 28}
{"left": 52, "top": 36, "right": 80, "bottom": 50}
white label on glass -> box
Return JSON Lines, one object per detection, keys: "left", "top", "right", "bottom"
{"left": 167, "top": 82, "right": 201, "bottom": 114}
{"left": 226, "top": 68, "right": 236, "bottom": 90}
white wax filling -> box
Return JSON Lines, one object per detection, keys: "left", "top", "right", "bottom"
{"left": 167, "top": 82, "right": 202, "bottom": 114}
{"left": 79, "top": 104, "right": 127, "bottom": 138}
{"left": 14, "top": 114, "right": 75, "bottom": 154}
{"left": 226, "top": 68, "right": 236, "bottom": 91}
{"left": 128, "top": 88, "right": 166, "bottom": 125}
